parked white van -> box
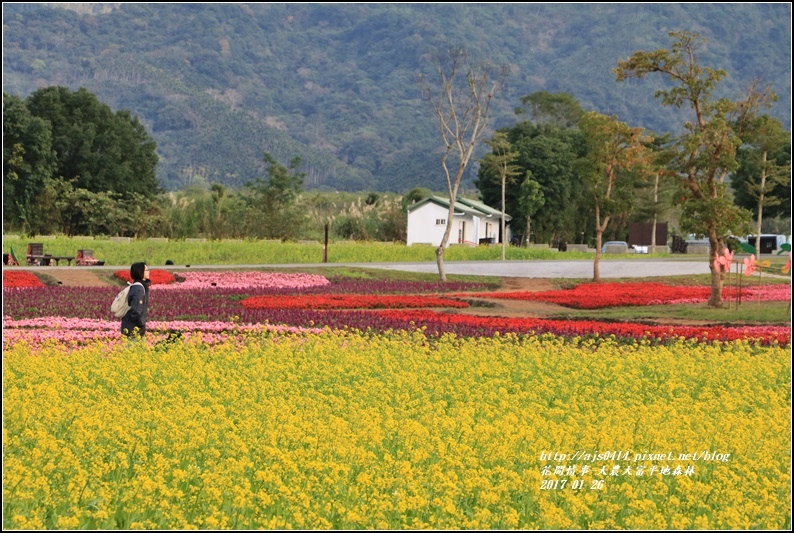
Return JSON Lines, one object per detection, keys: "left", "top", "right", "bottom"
{"left": 740, "top": 234, "right": 791, "bottom": 254}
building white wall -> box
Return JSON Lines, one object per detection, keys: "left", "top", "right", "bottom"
{"left": 452, "top": 214, "right": 476, "bottom": 244}
{"left": 407, "top": 202, "right": 452, "bottom": 247}
{"left": 407, "top": 202, "right": 510, "bottom": 247}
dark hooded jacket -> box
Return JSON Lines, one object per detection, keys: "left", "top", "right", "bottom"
{"left": 121, "top": 280, "right": 151, "bottom": 337}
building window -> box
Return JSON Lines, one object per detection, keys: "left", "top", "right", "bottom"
{"left": 435, "top": 219, "right": 446, "bottom": 225}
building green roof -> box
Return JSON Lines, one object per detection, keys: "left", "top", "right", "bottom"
{"left": 408, "top": 195, "right": 511, "bottom": 220}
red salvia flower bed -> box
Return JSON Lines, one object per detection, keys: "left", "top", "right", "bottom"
{"left": 373, "top": 309, "right": 790, "bottom": 345}
{"left": 3, "top": 271, "right": 44, "bottom": 288}
{"left": 114, "top": 269, "right": 176, "bottom": 285}
{"left": 457, "top": 282, "right": 742, "bottom": 309}
{"left": 242, "top": 294, "right": 468, "bottom": 310}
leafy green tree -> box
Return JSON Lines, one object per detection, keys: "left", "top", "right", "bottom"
{"left": 3, "top": 92, "right": 56, "bottom": 232}
{"left": 30, "top": 178, "right": 132, "bottom": 236}
{"left": 517, "top": 174, "right": 545, "bottom": 246}
{"left": 480, "top": 131, "right": 521, "bottom": 260}
{"left": 244, "top": 153, "right": 306, "bottom": 240}
{"left": 476, "top": 121, "right": 585, "bottom": 246}
{"left": 333, "top": 215, "right": 368, "bottom": 241}
{"left": 158, "top": 185, "right": 250, "bottom": 240}
{"left": 576, "top": 111, "right": 651, "bottom": 281}
{"left": 732, "top": 115, "right": 791, "bottom": 248}
{"left": 733, "top": 133, "right": 791, "bottom": 220}
{"left": 630, "top": 133, "right": 678, "bottom": 254}
{"left": 615, "top": 31, "right": 767, "bottom": 307}
{"left": 372, "top": 202, "right": 408, "bottom": 242}
{"left": 514, "top": 91, "right": 586, "bottom": 128}
{"left": 400, "top": 187, "right": 432, "bottom": 212}
{"left": 24, "top": 86, "right": 160, "bottom": 199}
{"left": 158, "top": 189, "right": 201, "bottom": 239}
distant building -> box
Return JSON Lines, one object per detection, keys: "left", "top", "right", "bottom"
{"left": 406, "top": 196, "right": 511, "bottom": 247}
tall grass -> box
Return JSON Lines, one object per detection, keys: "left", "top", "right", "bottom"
{"left": 4, "top": 237, "right": 603, "bottom": 266}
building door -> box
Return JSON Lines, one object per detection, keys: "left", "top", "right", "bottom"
{"left": 458, "top": 221, "right": 466, "bottom": 243}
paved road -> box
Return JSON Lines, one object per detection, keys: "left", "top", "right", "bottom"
{"left": 31, "top": 258, "right": 716, "bottom": 279}
{"left": 341, "top": 259, "right": 713, "bottom": 278}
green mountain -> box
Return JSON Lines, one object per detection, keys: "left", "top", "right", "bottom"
{"left": 3, "top": 3, "right": 790, "bottom": 192}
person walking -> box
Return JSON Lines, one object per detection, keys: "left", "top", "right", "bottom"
{"left": 121, "top": 262, "right": 151, "bottom": 338}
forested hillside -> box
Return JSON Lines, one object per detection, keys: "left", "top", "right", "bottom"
{"left": 3, "top": 3, "right": 790, "bottom": 192}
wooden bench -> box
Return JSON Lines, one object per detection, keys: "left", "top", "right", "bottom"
{"left": 26, "top": 254, "right": 76, "bottom": 266}
{"left": 26, "top": 243, "right": 75, "bottom": 266}
{"left": 76, "top": 249, "right": 105, "bottom": 266}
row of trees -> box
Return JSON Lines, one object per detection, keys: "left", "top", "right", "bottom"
{"left": 473, "top": 31, "right": 790, "bottom": 306}
{"left": 11, "top": 182, "right": 411, "bottom": 243}
{"left": 3, "top": 87, "right": 160, "bottom": 235}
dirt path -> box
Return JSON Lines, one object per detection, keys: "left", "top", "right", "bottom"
{"left": 41, "top": 269, "right": 111, "bottom": 287}
{"left": 497, "top": 277, "right": 555, "bottom": 293}
{"left": 452, "top": 277, "right": 571, "bottom": 318}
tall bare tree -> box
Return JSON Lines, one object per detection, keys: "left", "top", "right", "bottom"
{"left": 615, "top": 31, "right": 773, "bottom": 307}
{"left": 420, "top": 48, "right": 505, "bottom": 281}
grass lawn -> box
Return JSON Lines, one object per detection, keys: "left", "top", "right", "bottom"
{"left": 547, "top": 300, "right": 790, "bottom": 325}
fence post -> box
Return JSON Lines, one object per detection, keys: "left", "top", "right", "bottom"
{"left": 323, "top": 224, "right": 328, "bottom": 263}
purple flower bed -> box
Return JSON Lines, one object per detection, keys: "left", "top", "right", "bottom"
{"left": 0, "top": 274, "right": 504, "bottom": 339}
{"left": 2, "top": 288, "right": 495, "bottom": 340}
{"left": 2, "top": 278, "right": 493, "bottom": 322}
{"left": 254, "top": 277, "right": 496, "bottom": 295}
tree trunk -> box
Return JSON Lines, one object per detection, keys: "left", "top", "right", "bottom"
{"left": 436, "top": 245, "right": 447, "bottom": 282}
{"left": 594, "top": 230, "right": 603, "bottom": 282}
{"left": 755, "top": 150, "right": 768, "bottom": 255}
{"left": 501, "top": 175, "right": 506, "bottom": 261}
{"left": 593, "top": 202, "right": 607, "bottom": 282}
{"left": 707, "top": 231, "right": 725, "bottom": 307}
{"left": 651, "top": 172, "right": 658, "bottom": 254}
{"left": 436, "top": 202, "right": 456, "bottom": 282}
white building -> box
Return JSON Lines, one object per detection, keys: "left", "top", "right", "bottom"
{"left": 406, "top": 196, "right": 511, "bottom": 247}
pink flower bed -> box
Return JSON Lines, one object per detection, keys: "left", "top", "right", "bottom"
{"left": 156, "top": 271, "right": 331, "bottom": 290}
{"left": 742, "top": 284, "right": 792, "bottom": 301}
{"left": 3, "top": 317, "right": 324, "bottom": 349}
{"left": 646, "top": 284, "right": 791, "bottom": 305}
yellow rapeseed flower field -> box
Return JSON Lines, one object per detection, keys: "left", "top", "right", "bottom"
{"left": 3, "top": 332, "right": 791, "bottom": 529}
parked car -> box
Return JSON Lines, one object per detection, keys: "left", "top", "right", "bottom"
{"left": 601, "top": 241, "right": 628, "bottom": 253}
{"left": 686, "top": 234, "right": 710, "bottom": 246}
